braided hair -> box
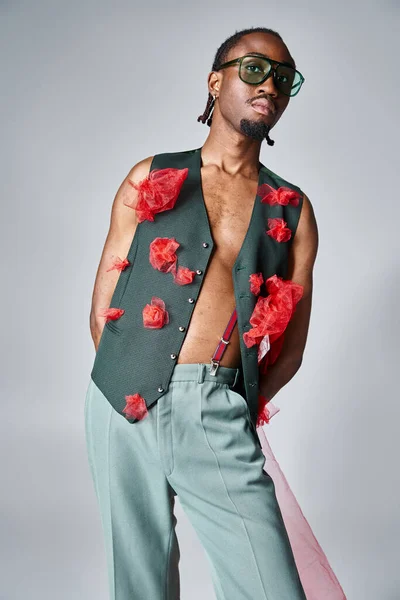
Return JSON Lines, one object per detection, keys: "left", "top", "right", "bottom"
{"left": 197, "top": 26, "right": 286, "bottom": 146}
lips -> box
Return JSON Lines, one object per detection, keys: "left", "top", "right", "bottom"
{"left": 250, "top": 99, "right": 275, "bottom": 115}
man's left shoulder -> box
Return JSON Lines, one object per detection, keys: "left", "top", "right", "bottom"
{"left": 290, "top": 189, "right": 319, "bottom": 273}
{"left": 261, "top": 164, "right": 303, "bottom": 196}
{"left": 264, "top": 167, "right": 317, "bottom": 236}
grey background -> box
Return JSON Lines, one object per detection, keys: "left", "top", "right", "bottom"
{"left": 1, "top": 1, "right": 399, "bottom": 598}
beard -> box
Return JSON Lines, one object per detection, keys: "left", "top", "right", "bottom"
{"left": 239, "top": 118, "right": 273, "bottom": 142}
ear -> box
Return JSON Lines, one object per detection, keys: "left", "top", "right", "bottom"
{"left": 208, "top": 71, "right": 221, "bottom": 97}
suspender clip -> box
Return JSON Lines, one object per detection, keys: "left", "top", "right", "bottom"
{"left": 209, "top": 359, "right": 220, "bottom": 376}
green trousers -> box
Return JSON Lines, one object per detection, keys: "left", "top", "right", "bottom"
{"left": 84, "top": 362, "right": 306, "bottom": 600}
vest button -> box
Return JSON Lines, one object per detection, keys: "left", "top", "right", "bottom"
{"left": 178, "top": 326, "right": 185, "bottom": 332}
{"left": 158, "top": 386, "right": 164, "bottom": 393}
{"left": 188, "top": 298, "right": 195, "bottom": 303}
{"left": 202, "top": 242, "right": 209, "bottom": 248}
{"left": 170, "top": 353, "right": 177, "bottom": 359}
{"left": 196, "top": 269, "right": 203, "bottom": 275}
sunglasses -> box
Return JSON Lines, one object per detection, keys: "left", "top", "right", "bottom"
{"left": 215, "top": 53, "right": 305, "bottom": 97}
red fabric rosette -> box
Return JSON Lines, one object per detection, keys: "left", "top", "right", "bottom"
{"left": 243, "top": 274, "right": 303, "bottom": 349}
{"left": 149, "top": 236, "right": 195, "bottom": 285}
{"left": 246, "top": 275, "right": 303, "bottom": 427}
{"left": 257, "top": 393, "right": 281, "bottom": 427}
{"left": 142, "top": 296, "right": 169, "bottom": 329}
{"left": 149, "top": 237, "right": 180, "bottom": 273}
{"left": 249, "top": 272, "right": 264, "bottom": 296}
{"left": 99, "top": 307, "right": 125, "bottom": 322}
{"left": 257, "top": 183, "right": 301, "bottom": 207}
{"left": 243, "top": 274, "right": 304, "bottom": 382}
{"left": 123, "top": 393, "right": 148, "bottom": 420}
{"left": 106, "top": 257, "right": 130, "bottom": 272}
{"left": 266, "top": 217, "right": 292, "bottom": 242}
{"left": 172, "top": 265, "right": 196, "bottom": 285}
{"left": 124, "top": 167, "right": 189, "bottom": 222}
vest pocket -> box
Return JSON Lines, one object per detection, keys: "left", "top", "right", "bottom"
{"left": 105, "top": 320, "right": 122, "bottom": 335}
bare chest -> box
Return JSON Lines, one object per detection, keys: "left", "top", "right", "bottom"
{"left": 200, "top": 172, "right": 259, "bottom": 270}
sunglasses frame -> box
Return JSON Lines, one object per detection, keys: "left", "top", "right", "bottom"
{"left": 215, "top": 53, "right": 305, "bottom": 97}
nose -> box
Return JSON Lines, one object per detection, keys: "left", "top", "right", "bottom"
{"left": 254, "top": 69, "right": 279, "bottom": 98}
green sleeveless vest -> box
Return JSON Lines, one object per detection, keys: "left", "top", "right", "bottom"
{"left": 91, "top": 146, "right": 303, "bottom": 431}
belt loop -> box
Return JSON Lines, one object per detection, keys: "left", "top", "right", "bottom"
{"left": 197, "top": 363, "right": 206, "bottom": 384}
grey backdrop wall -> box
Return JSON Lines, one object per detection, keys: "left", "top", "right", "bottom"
{"left": 1, "top": 1, "right": 399, "bottom": 598}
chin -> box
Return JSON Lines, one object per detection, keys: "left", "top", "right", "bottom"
{"left": 239, "top": 118, "right": 273, "bottom": 142}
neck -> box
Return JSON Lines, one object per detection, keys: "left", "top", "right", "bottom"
{"left": 200, "top": 130, "right": 262, "bottom": 178}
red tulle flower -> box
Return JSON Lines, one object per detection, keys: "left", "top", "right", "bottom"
{"left": 148, "top": 237, "right": 195, "bottom": 285}
{"left": 149, "top": 237, "right": 180, "bottom": 273}
{"left": 123, "top": 393, "right": 148, "bottom": 420}
{"left": 266, "top": 218, "right": 292, "bottom": 242}
{"left": 172, "top": 265, "right": 196, "bottom": 285}
{"left": 123, "top": 167, "right": 189, "bottom": 222}
{"left": 243, "top": 274, "right": 304, "bottom": 348}
{"left": 142, "top": 296, "right": 169, "bottom": 329}
{"left": 257, "top": 183, "right": 301, "bottom": 207}
{"left": 249, "top": 272, "right": 264, "bottom": 295}
{"left": 106, "top": 257, "right": 130, "bottom": 272}
{"left": 259, "top": 334, "right": 287, "bottom": 375}
{"left": 99, "top": 307, "right": 125, "bottom": 322}
{"left": 256, "top": 394, "right": 281, "bottom": 428}
{"left": 257, "top": 394, "right": 271, "bottom": 427}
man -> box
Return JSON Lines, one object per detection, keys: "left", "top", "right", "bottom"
{"left": 85, "top": 26, "right": 321, "bottom": 600}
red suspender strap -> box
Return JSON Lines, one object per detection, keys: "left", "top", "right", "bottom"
{"left": 209, "top": 308, "right": 238, "bottom": 376}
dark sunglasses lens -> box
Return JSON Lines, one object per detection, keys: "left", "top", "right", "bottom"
{"left": 240, "top": 56, "right": 302, "bottom": 96}
{"left": 240, "top": 56, "right": 271, "bottom": 84}
{"left": 275, "top": 65, "right": 302, "bottom": 96}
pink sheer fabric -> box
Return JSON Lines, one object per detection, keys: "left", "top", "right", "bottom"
{"left": 256, "top": 410, "right": 347, "bottom": 599}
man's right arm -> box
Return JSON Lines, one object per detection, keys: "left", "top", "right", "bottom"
{"left": 89, "top": 156, "right": 154, "bottom": 351}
